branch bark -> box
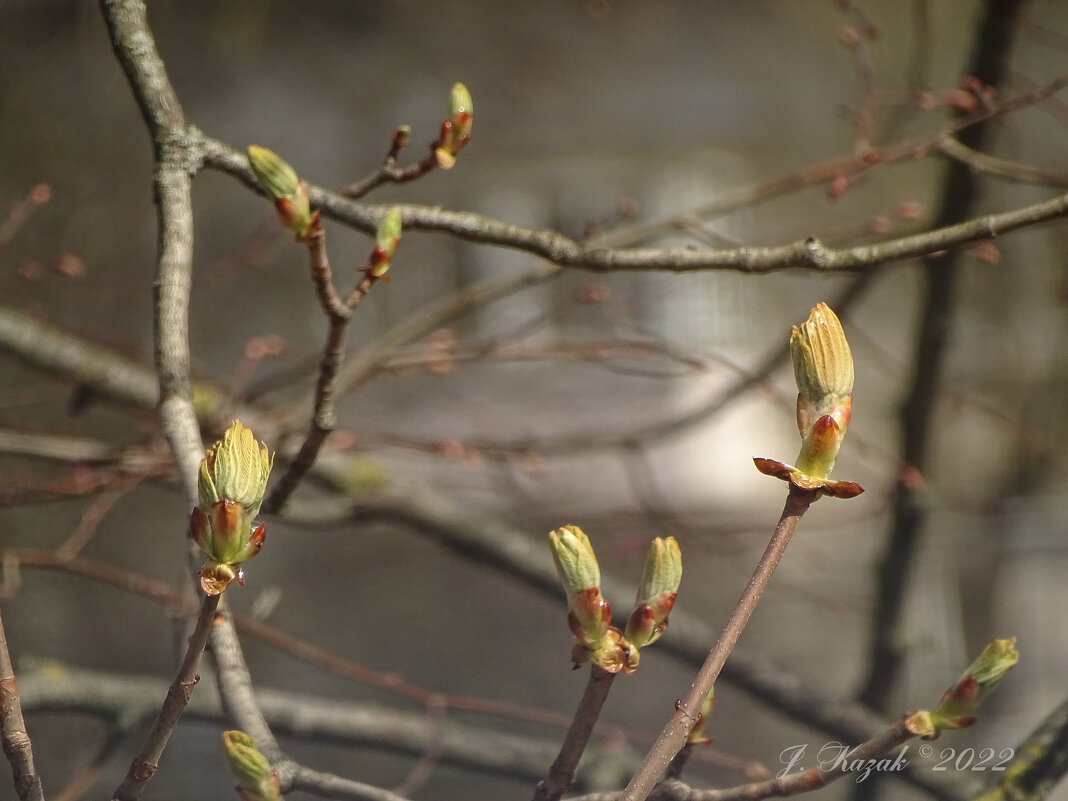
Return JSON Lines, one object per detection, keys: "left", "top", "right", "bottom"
{"left": 0, "top": 609, "right": 44, "bottom": 801}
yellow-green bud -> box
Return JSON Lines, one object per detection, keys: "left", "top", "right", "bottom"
{"left": 434, "top": 82, "right": 474, "bottom": 169}
{"left": 190, "top": 421, "right": 273, "bottom": 595}
{"left": 550, "top": 525, "right": 600, "bottom": 596}
{"left": 370, "top": 207, "right": 403, "bottom": 277}
{"left": 625, "top": 536, "right": 682, "bottom": 649}
{"left": 790, "top": 303, "right": 854, "bottom": 479}
{"left": 550, "top": 525, "right": 612, "bottom": 652}
{"left": 634, "top": 536, "right": 681, "bottom": 606}
{"left": 931, "top": 638, "right": 1019, "bottom": 732}
{"left": 790, "top": 302, "right": 854, "bottom": 421}
{"left": 247, "top": 146, "right": 299, "bottom": 199}
{"left": 222, "top": 730, "right": 280, "bottom": 801}
{"left": 198, "top": 421, "right": 273, "bottom": 518}
{"left": 246, "top": 145, "right": 313, "bottom": 239}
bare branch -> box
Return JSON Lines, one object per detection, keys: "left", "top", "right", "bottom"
{"left": 200, "top": 135, "right": 1068, "bottom": 276}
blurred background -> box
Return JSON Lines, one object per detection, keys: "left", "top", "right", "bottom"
{"left": 0, "top": 1, "right": 1066, "bottom": 800}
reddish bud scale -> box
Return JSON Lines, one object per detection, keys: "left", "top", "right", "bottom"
{"left": 568, "top": 587, "right": 612, "bottom": 647}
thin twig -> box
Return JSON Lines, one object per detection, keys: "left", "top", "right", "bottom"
{"left": 937, "top": 135, "right": 1068, "bottom": 187}
{"left": 534, "top": 666, "right": 618, "bottom": 801}
{"left": 110, "top": 592, "right": 220, "bottom": 801}
{"left": 342, "top": 132, "right": 440, "bottom": 200}
{"left": 263, "top": 224, "right": 378, "bottom": 514}
{"left": 0, "top": 608, "right": 45, "bottom": 801}
{"left": 619, "top": 486, "right": 817, "bottom": 801}
{"left": 569, "top": 719, "right": 916, "bottom": 801}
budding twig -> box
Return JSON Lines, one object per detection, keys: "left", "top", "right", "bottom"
{"left": 111, "top": 592, "right": 220, "bottom": 801}
{"left": 533, "top": 666, "right": 618, "bottom": 801}
{"left": 620, "top": 486, "right": 817, "bottom": 801}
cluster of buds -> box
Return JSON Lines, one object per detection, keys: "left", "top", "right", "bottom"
{"left": 222, "top": 730, "right": 280, "bottom": 801}
{"left": 247, "top": 145, "right": 318, "bottom": 241}
{"left": 368, "top": 207, "right": 402, "bottom": 278}
{"left": 549, "top": 526, "right": 682, "bottom": 675}
{"left": 754, "top": 302, "right": 863, "bottom": 498}
{"left": 906, "top": 638, "right": 1019, "bottom": 739}
{"left": 434, "top": 82, "right": 473, "bottom": 169}
{"left": 189, "top": 421, "right": 273, "bottom": 596}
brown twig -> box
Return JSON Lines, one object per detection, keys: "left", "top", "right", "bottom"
{"left": 0, "top": 184, "right": 51, "bottom": 250}
{"left": 342, "top": 128, "right": 440, "bottom": 200}
{"left": 569, "top": 718, "right": 916, "bottom": 801}
{"left": 263, "top": 223, "right": 379, "bottom": 514}
{"left": 0, "top": 608, "right": 44, "bottom": 801}
{"left": 533, "top": 666, "right": 618, "bottom": 801}
{"left": 619, "top": 486, "right": 817, "bottom": 801}
{"left": 110, "top": 592, "right": 220, "bottom": 801}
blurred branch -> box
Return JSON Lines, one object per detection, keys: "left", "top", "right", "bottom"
{"left": 570, "top": 719, "right": 916, "bottom": 801}
{"left": 971, "top": 697, "right": 1068, "bottom": 801}
{"left": 0, "top": 308, "right": 159, "bottom": 409}
{"left": 937, "top": 135, "right": 1068, "bottom": 187}
{"left": 858, "top": 0, "right": 1024, "bottom": 718}
{"left": 0, "top": 184, "right": 51, "bottom": 250}
{"left": 18, "top": 664, "right": 587, "bottom": 784}
{"left": 202, "top": 132, "right": 1068, "bottom": 274}
{"left": 0, "top": 609, "right": 44, "bottom": 801}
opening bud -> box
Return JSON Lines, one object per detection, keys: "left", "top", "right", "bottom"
{"left": 434, "top": 82, "right": 473, "bottom": 169}
{"left": 191, "top": 421, "right": 273, "bottom": 594}
{"left": 247, "top": 145, "right": 314, "bottom": 239}
{"left": 790, "top": 303, "right": 854, "bottom": 479}
{"left": 223, "top": 730, "right": 281, "bottom": 801}
{"left": 931, "top": 638, "right": 1019, "bottom": 733}
{"left": 624, "top": 536, "right": 682, "bottom": 649}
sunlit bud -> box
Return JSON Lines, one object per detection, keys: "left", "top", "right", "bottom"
{"left": 790, "top": 303, "right": 854, "bottom": 479}
{"left": 247, "top": 145, "right": 314, "bottom": 239}
{"left": 550, "top": 525, "right": 610, "bottom": 648}
{"left": 369, "top": 207, "right": 403, "bottom": 278}
{"left": 687, "top": 687, "right": 716, "bottom": 745}
{"left": 199, "top": 421, "right": 274, "bottom": 517}
{"left": 791, "top": 302, "right": 853, "bottom": 428}
{"left": 931, "top": 638, "right": 1019, "bottom": 732}
{"left": 434, "top": 82, "right": 473, "bottom": 169}
{"left": 191, "top": 421, "right": 273, "bottom": 595}
{"left": 222, "top": 730, "right": 281, "bottom": 801}
{"left": 625, "top": 536, "right": 682, "bottom": 649}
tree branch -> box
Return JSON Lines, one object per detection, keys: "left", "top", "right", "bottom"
{"left": 110, "top": 593, "right": 220, "bottom": 801}
{"left": 0, "top": 609, "right": 44, "bottom": 801}
{"left": 619, "top": 487, "right": 816, "bottom": 801}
